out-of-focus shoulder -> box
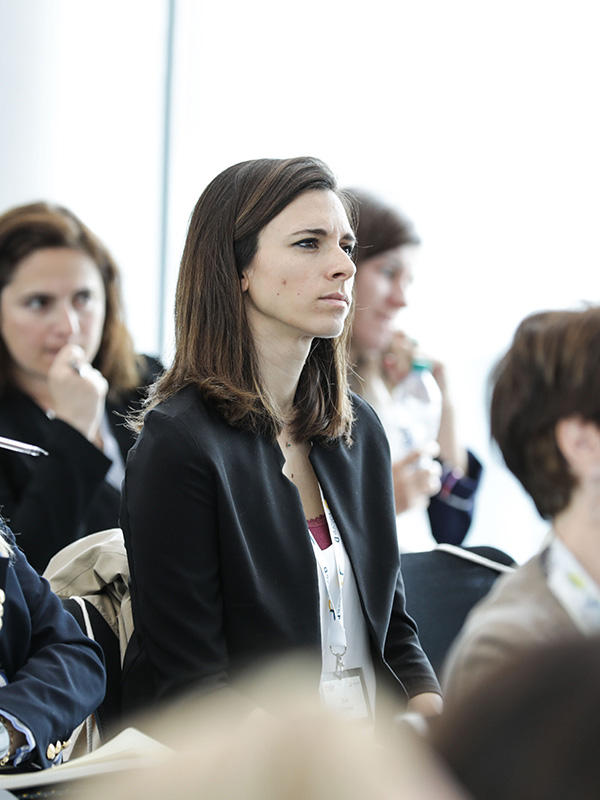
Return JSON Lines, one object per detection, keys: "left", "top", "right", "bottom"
{"left": 350, "top": 391, "right": 386, "bottom": 431}
{"left": 350, "top": 391, "right": 375, "bottom": 415}
{"left": 137, "top": 354, "right": 164, "bottom": 384}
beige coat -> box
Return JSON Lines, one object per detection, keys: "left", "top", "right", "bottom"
{"left": 43, "top": 527, "right": 133, "bottom": 664}
{"left": 441, "top": 551, "right": 579, "bottom": 702}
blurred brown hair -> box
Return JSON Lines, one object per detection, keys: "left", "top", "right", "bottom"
{"left": 346, "top": 189, "right": 420, "bottom": 268}
{"left": 490, "top": 306, "right": 600, "bottom": 518}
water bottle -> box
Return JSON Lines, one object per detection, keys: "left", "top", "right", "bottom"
{"left": 392, "top": 356, "right": 442, "bottom": 466}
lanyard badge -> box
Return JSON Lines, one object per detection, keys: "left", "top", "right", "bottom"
{"left": 310, "top": 494, "right": 372, "bottom": 720}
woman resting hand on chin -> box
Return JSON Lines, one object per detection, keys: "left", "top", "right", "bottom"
{"left": 121, "top": 157, "right": 442, "bottom": 730}
{"left": 0, "top": 203, "right": 161, "bottom": 572}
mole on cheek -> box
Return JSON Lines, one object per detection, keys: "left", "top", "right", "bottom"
{"left": 282, "top": 279, "right": 287, "bottom": 286}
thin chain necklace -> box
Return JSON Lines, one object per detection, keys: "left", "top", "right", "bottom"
{"left": 280, "top": 424, "right": 293, "bottom": 449}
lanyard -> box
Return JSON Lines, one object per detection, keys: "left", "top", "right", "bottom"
{"left": 308, "top": 490, "right": 347, "bottom": 676}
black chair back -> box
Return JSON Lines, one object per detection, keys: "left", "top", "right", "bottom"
{"left": 401, "top": 545, "right": 516, "bottom": 677}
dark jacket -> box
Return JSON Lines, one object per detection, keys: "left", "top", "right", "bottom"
{"left": 0, "top": 356, "right": 162, "bottom": 572}
{"left": 121, "top": 386, "right": 440, "bottom": 719}
{"left": 0, "top": 517, "right": 105, "bottom": 769}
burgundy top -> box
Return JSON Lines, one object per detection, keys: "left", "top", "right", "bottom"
{"left": 307, "top": 513, "right": 331, "bottom": 550}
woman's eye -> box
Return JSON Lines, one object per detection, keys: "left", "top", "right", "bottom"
{"left": 294, "top": 238, "right": 318, "bottom": 249}
{"left": 73, "top": 290, "right": 94, "bottom": 308}
{"left": 380, "top": 264, "right": 403, "bottom": 280}
{"left": 342, "top": 243, "right": 355, "bottom": 256}
{"left": 25, "top": 295, "right": 50, "bottom": 311}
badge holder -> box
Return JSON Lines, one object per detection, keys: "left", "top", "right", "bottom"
{"left": 320, "top": 646, "right": 372, "bottom": 720}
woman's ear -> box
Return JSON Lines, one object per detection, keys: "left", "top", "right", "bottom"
{"left": 240, "top": 273, "right": 249, "bottom": 293}
{"left": 555, "top": 417, "right": 600, "bottom": 476}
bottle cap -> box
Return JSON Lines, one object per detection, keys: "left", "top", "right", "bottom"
{"left": 411, "top": 355, "right": 434, "bottom": 372}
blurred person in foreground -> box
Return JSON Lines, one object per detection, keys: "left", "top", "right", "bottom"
{"left": 0, "top": 202, "right": 162, "bottom": 572}
{"left": 84, "top": 657, "right": 464, "bottom": 800}
{"left": 442, "top": 305, "right": 600, "bottom": 700}
{"left": 432, "top": 636, "right": 600, "bottom": 800}
{"left": 348, "top": 190, "right": 482, "bottom": 552}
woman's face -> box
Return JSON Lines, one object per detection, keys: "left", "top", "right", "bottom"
{"left": 241, "top": 189, "right": 356, "bottom": 345}
{"left": 351, "top": 245, "right": 417, "bottom": 355}
{"left": 0, "top": 247, "right": 106, "bottom": 388}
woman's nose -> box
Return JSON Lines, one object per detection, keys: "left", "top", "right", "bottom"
{"left": 330, "top": 250, "right": 357, "bottom": 282}
{"left": 54, "top": 303, "right": 81, "bottom": 337}
{"left": 389, "top": 280, "right": 408, "bottom": 309}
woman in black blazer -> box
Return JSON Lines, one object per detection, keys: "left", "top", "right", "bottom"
{"left": 122, "top": 158, "right": 441, "bottom": 724}
{"left": 0, "top": 202, "right": 162, "bottom": 572}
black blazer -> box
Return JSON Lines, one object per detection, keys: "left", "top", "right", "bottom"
{"left": 0, "top": 518, "right": 105, "bottom": 769}
{"left": 121, "top": 386, "right": 440, "bottom": 718}
{"left": 0, "top": 356, "right": 162, "bottom": 572}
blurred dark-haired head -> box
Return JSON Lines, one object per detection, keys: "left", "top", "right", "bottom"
{"left": 490, "top": 306, "right": 600, "bottom": 519}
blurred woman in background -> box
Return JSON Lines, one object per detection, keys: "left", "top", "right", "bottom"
{"left": 0, "top": 202, "right": 161, "bottom": 572}
{"left": 348, "top": 190, "right": 482, "bottom": 552}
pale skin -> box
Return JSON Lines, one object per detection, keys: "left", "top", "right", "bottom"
{"left": 242, "top": 189, "right": 441, "bottom": 716}
{"left": 0, "top": 247, "right": 108, "bottom": 445}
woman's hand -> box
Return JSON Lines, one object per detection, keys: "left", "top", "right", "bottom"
{"left": 407, "top": 691, "right": 443, "bottom": 717}
{"left": 381, "top": 331, "right": 415, "bottom": 389}
{"left": 392, "top": 450, "right": 442, "bottom": 514}
{"left": 383, "top": 331, "right": 469, "bottom": 475}
{"left": 48, "top": 344, "right": 108, "bottom": 444}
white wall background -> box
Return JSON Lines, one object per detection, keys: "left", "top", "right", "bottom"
{"left": 2, "top": 0, "right": 599, "bottom": 563}
{"left": 0, "top": 0, "right": 168, "bottom": 357}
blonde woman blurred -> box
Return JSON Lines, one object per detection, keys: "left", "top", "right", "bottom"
{"left": 348, "top": 190, "right": 482, "bottom": 552}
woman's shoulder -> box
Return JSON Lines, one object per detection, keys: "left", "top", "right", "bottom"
{"left": 149, "top": 384, "right": 208, "bottom": 418}
{"left": 349, "top": 391, "right": 387, "bottom": 437}
{"left": 143, "top": 386, "right": 227, "bottom": 444}
{"left": 0, "top": 388, "right": 47, "bottom": 438}
{"left": 135, "top": 387, "right": 264, "bottom": 475}
{"left": 0, "top": 387, "right": 41, "bottom": 415}
{"left": 137, "top": 354, "right": 164, "bottom": 385}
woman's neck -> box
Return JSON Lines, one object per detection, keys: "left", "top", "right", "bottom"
{"left": 254, "top": 331, "right": 311, "bottom": 419}
{"left": 553, "top": 490, "right": 600, "bottom": 586}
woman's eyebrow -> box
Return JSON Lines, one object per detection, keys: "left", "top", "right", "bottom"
{"left": 290, "top": 227, "right": 328, "bottom": 237}
{"left": 290, "top": 227, "right": 357, "bottom": 243}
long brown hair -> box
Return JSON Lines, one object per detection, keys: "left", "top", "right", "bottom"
{"left": 142, "top": 157, "right": 357, "bottom": 444}
{"left": 0, "top": 201, "right": 141, "bottom": 399}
